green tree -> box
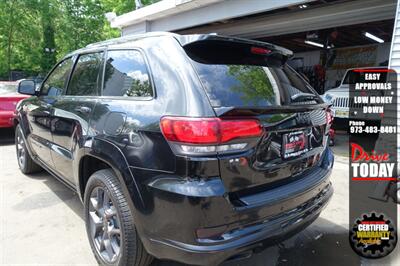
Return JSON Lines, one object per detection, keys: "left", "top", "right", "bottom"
{"left": 101, "top": 0, "right": 160, "bottom": 15}
{"left": 0, "top": 0, "right": 42, "bottom": 79}
{"left": 228, "top": 65, "right": 275, "bottom": 105}
{"left": 55, "top": 0, "right": 108, "bottom": 54}
{"left": 101, "top": 0, "right": 134, "bottom": 15}
{"left": 0, "top": 0, "right": 160, "bottom": 79}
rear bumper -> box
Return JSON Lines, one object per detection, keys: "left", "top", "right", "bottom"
{"left": 138, "top": 148, "right": 334, "bottom": 265}
{"left": 0, "top": 111, "right": 14, "bottom": 128}
{"left": 147, "top": 183, "right": 332, "bottom": 265}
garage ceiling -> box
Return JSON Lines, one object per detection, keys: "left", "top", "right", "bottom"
{"left": 178, "top": 0, "right": 396, "bottom": 40}
{"left": 258, "top": 19, "right": 395, "bottom": 52}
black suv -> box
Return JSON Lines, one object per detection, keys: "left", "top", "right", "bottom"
{"left": 15, "top": 32, "right": 333, "bottom": 266}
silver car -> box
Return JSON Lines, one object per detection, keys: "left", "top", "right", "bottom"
{"left": 322, "top": 66, "right": 386, "bottom": 121}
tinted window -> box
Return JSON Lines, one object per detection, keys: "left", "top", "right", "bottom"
{"left": 191, "top": 62, "right": 318, "bottom": 107}
{"left": 41, "top": 58, "right": 74, "bottom": 96}
{"left": 103, "top": 50, "right": 152, "bottom": 97}
{"left": 67, "top": 52, "right": 103, "bottom": 96}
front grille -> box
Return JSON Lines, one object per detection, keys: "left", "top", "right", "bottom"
{"left": 332, "top": 97, "right": 362, "bottom": 108}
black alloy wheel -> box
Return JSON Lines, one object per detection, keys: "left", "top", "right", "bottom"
{"left": 84, "top": 169, "right": 153, "bottom": 266}
{"left": 88, "top": 186, "right": 122, "bottom": 263}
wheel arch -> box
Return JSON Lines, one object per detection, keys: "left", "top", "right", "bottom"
{"left": 78, "top": 155, "right": 111, "bottom": 198}
{"left": 13, "top": 110, "right": 31, "bottom": 139}
{"left": 77, "top": 138, "right": 146, "bottom": 214}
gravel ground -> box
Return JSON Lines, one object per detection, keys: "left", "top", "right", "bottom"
{"left": 0, "top": 128, "right": 398, "bottom": 265}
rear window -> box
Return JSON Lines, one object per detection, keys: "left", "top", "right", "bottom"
{"left": 103, "top": 50, "right": 152, "bottom": 97}
{"left": 191, "top": 62, "right": 318, "bottom": 108}
{"left": 184, "top": 39, "right": 319, "bottom": 108}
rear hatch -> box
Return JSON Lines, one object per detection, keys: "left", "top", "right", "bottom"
{"left": 182, "top": 36, "right": 331, "bottom": 193}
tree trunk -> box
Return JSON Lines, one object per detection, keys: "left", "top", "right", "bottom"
{"left": 41, "top": 0, "right": 56, "bottom": 73}
{"left": 7, "top": 0, "right": 16, "bottom": 80}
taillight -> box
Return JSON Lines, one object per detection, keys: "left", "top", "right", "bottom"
{"left": 160, "top": 116, "right": 263, "bottom": 153}
{"left": 220, "top": 120, "right": 263, "bottom": 143}
{"left": 160, "top": 117, "right": 219, "bottom": 144}
{"left": 326, "top": 108, "right": 333, "bottom": 125}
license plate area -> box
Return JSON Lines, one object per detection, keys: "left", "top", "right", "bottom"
{"left": 334, "top": 110, "right": 349, "bottom": 118}
{"left": 282, "top": 130, "right": 309, "bottom": 159}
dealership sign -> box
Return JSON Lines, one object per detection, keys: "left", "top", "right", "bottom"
{"left": 348, "top": 68, "right": 398, "bottom": 258}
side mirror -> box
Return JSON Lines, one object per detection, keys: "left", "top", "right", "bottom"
{"left": 18, "top": 80, "right": 36, "bottom": 95}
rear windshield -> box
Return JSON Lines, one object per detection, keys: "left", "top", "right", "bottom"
{"left": 191, "top": 61, "right": 318, "bottom": 108}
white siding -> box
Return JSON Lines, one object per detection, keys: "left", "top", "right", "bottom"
{"left": 389, "top": 2, "right": 400, "bottom": 68}
{"left": 386, "top": 0, "right": 400, "bottom": 163}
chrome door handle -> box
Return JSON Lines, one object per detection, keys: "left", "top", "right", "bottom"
{"left": 75, "top": 106, "right": 92, "bottom": 114}
{"left": 42, "top": 104, "right": 51, "bottom": 108}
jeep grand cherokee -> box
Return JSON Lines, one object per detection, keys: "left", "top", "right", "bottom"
{"left": 15, "top": 32, "right": 333, "bottom": 266}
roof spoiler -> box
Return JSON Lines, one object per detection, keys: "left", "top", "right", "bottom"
{"left": 176, "top": 34, "right": 293, "bottom": 58}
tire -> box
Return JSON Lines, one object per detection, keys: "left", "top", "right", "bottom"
{"left": 15, "top": 124, "right": 41, "bottom": 174}
{"left": 84, "top": 169, "right": 153, "bottom": 266}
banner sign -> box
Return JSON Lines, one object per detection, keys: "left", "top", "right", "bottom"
{"left": 348, "top": 68, "right": 398, "bottom": 258}
{"left": 331, "top": 46, "right": 377, "bottom": 70}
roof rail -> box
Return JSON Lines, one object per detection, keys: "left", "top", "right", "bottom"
{"left": 86, "top": 31, "right": 179, "bottom": 48}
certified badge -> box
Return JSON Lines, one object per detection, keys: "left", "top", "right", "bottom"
{"left": 350, "top": 212, "right": 397, "bottom": 258}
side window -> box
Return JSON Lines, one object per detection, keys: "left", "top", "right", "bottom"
{"left": 103, "top": 50, "right": 152, "bottom": 97}
{"left": 67, "top": 52, "right": 104, "bottom": 96}
{"left": 41, "top": 58, "right": 74, "bottom": 96}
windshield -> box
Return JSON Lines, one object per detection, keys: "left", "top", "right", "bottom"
{"left": 191, "top": 62, "right": 319, "bottom": 108}
{"left": 0, "top": 83, "right": 17, "bottom": 95}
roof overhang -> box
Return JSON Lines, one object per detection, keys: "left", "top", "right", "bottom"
{"left": 110, "top": 0, "right": 221, "bottom": 29}
{"left": 110, "top": 0, "right": 313, "bottom": 34}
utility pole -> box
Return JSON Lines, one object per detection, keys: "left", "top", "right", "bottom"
{"left": 40, "top": 0, "right": 56, "bottom": 73}
{"left": 135, "top": 0, "right": 143, "bottom": 10}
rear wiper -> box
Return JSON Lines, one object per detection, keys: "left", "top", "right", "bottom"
{"left": 290, "top": 93, "right": 318, "bottom": 102}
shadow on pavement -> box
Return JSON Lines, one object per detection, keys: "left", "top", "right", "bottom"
{"left": 19, "top": 171, "right": 85, "bottom": 220}
{"left": 275, "top": 223, "right": 359, "bottom": 266}
{"left": 221, "top": 217, "right": 360, "bottom": 266}
{"left": 0, "top": 128, "right": 15, "bottom": 145}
